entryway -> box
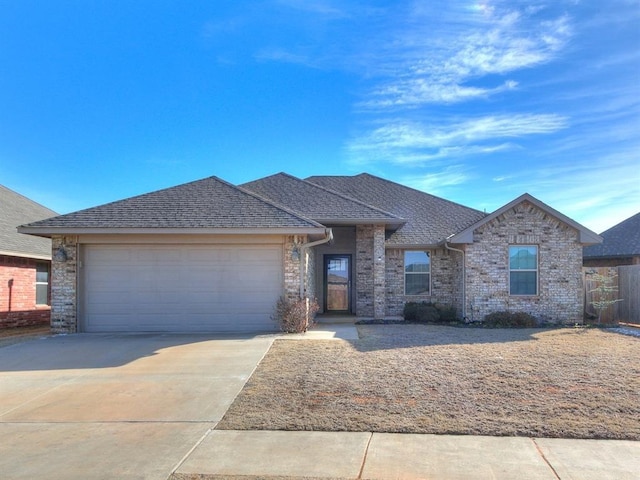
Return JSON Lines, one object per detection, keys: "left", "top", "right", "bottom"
{"left": 324, "top": 254, "right": 351, "bottom": 314}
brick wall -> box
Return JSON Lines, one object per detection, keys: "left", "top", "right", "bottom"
{"left": 0, "top": 255, "right": 51, "bottom": 328}
{"left": 356, "top": 225, "right": 385, "bottom": 318}
{"left": 385, "top": 247, "right": 464, "bottom": 317}
{"left": 283, "top": 235, "right": 306, "bottom": 303}
{"left": 50, "top": 236, "right": 78, "bottom": 333}
{"left": 464, "top": 201, "right": 583, "bottom": 324}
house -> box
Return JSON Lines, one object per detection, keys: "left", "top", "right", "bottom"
{"left": 583, "top": 212, "right": 640, "bottom": 267}
{"left": 1, "top": 185, "right": 58, "bottom": 328}
{"left": 18, "top": 173, "right": 602, "bottom": 334}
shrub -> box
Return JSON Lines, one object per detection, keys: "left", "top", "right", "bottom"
{"left": 403, "top": 302, "right": 440, "bottom": 323}
{"left": 435, "top": 304, "right": 458, "bottom": 323}
{"left": 404, "top": 302, "right": 458, "bottom": 324}
{"left": 272, "top": 297, "right": 320, "bottom": 333}
{"left": 482, "top": 311, "right": 538, "bottom": 328}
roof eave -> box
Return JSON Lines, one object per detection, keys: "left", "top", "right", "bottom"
{"left": 384, "top": 243, "right": 442, "bottom": 249}
{"left": 314, "top": 218, "right": 406, "bottom": 227}
{"left": 17, "top": 226, "right": 328, "bottom": 238}
{"left": 0, "top": 249, "right": 52, "bottom": 261}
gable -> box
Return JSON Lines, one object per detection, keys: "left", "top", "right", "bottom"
{"left": 19, "top": 176, "right": 325, "bottom": 237}
{"left": 448, "top": 194, "right": 602, "bottom": 246}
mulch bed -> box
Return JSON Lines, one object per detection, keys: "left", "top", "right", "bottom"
{"left": 217, "top": 325, "right": 640, "bottom": 440}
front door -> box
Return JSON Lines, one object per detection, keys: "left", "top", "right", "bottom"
{"left": 324, "top": 255, "right": 351, "bottom": 313}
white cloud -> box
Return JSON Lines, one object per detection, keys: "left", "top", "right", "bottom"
{"left": 475, "top": 156, "right": 640, "bottom": 233}
{"left": 347, "top": 113, "right": 567, "bottom": 165}
{"left": 359, "top": 6, "right": 572, "bottom": 108}
{"left": 402, "top": 165, "right": 471, "bottom": 195}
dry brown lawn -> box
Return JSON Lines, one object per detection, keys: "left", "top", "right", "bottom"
{"left": 217, "top": 325, "right": 640, "bottom": 440}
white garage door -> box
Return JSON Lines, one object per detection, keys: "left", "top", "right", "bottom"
{"left": 80, "top": 244, "right": 283, "bottom": 333}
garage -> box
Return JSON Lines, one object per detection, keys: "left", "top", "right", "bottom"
{"left": 80, "top": 244, "right": 283, "bottom": 333}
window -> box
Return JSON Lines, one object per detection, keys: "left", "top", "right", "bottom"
{"left": 405, "top": 251, "right": 430, "bottom": 295}
{"left": 35, "top": 262, "right": 50, "bottom": 305}
{"left": 509, "top": 246, "right": 537, "bottom": 295}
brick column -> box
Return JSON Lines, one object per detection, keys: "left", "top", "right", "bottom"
{"left": 51, "top": 235, "right": 78, "bottom": 333}
{"left": 356, "top": 225, "right": 386, "bottom": 319}
{"left": 373, "top": 225, "right": 386, "bottom": 319}
{"left": 283, "top": 235, "right": 303, "bottom": 303}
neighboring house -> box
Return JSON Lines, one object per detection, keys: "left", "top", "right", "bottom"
{"left": 19, "top": 173, "right": 602, "bottom": 334}
{"left": 1, "top": 185, "right": 57, "bottom": 328}
{"left": 583, "top": 212, "right": 640, "bottom": 267}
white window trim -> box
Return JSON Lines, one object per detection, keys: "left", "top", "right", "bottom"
{"left": 35, "top": 262, "right": 50, "bottom": 306}
{"left": 509, "top": 245, "right": 538, "bottom": 296}
{"left": 404, "top": 250, "right": 431, "bottom": 296}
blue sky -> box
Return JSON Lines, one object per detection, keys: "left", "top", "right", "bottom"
{"left": 1, "top": 0, "right": 638, "bottom": 233}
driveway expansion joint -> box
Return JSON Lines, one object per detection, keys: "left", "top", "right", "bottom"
{"left": 531, "top": 438, "right": 561, "bottom": 479}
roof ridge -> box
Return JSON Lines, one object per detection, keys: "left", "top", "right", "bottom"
{"left": 232, "top": 179, "right": 325, "bottom": 228}
{"left": 298, "top": 175, "right": 404, "bottom": 220}
{"left": 32, "top": 176, "right": 220, "bottom": 222}
{"left": 21, "top": 175, "right": 325, "bottom": 230}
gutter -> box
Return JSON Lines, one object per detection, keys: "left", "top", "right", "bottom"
{"left": 297, "top": 228, "right": 334, "bottom": 298}
{"left": 444, "top": 235, "right": 467, "bottom": 320}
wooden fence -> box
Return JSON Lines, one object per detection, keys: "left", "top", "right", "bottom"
{"left": 583, "top": 265, "right": 640, "bottom": 325}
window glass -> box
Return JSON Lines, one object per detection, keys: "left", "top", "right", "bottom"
{"left": 35, "top": 262, "right": 50, "bottom": 305}
{"left": 509, "top": 246, "right": 537, "bottom": 295}
{"left": 405, "top": 251, "right": 430, "bottom": 295}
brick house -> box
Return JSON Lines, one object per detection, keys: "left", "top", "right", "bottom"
{"left": 19, "top": 173, "right": 601, "bottom": 334}
{"left": 1, "top": 185, "right": 57, "bottom": 328}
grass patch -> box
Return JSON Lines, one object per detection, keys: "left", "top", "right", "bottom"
{"left": 217, "top": 325, "right": 640, "bottom": 440}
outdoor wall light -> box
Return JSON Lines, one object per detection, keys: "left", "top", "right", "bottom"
{"left": 291, "top": 246, "right": 300, "bottom": 261}
{"left": 53, "top": 246, "right": 68, "bottom": 262}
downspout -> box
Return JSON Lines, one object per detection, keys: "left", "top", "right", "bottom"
{"left": 445, "top": 234, "right": 466, "bottom": 320}
{"left": 298, "top": 228, "right": 334, "bottom": 298}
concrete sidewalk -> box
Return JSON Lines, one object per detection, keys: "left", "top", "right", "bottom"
{"left": 173, "top": 430, "right": 640, "bottom": 479}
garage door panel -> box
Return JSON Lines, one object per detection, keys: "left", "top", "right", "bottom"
{"left": 81, "top": 244, "right": 283, "bottom": 333}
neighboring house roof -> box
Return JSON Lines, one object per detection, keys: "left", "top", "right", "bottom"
{"left": 241, "top": 173, "right": 405, "bottom": 227}
{"left": 448, "top": 193, "right": 602, "bottom": 245}
{"left": 306, "top": 173, "right": 486, "bottom": 246}
{"left": 19, "top": 176, "right": 326, "bottom": 237}
{"left": 583, "top": 212, "right": 640, "bottom": 259}
{"left": 0, "top": 185, "right": 57, "bottom": 259}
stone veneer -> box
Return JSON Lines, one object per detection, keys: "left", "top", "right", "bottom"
{"left": 464, "top": 201, "right": 583, "bottom": 324}
{"left": 385, "top": 247, "right": 464, "bottom": 317}
{"left": 50, "top": 235, "right": 78, "bottom": 333}
{"left": 356, "top": 225, "right": 385, "bottom": 318}
{"left": 283, "top": 235, "right": 302, "bottom": 304}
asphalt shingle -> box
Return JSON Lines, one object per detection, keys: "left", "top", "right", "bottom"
{"left": 583, "top": 212, "right": 640, "bottom": 259}
{"left": 306, "top": 173, "right": 486, "bottom": 246}
{"left": 21, "top": 176, "right": 322, "bottom": 231}
{"left": 241, "top": 173, "right": 403, "bottom": 224}
{"left": 0, "top": 185, "right": 57, "bottom": 258}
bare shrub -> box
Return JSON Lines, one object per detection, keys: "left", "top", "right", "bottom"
{"left": 272, "top": 297, "right": 319, "bottom": 333}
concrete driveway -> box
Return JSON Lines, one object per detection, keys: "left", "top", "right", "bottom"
{"left": 0, "top": 333, "right": 274, "bottom": 479}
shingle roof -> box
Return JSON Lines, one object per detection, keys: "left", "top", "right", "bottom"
{"left": 583, "top": 212, "right": 640, "bottom": 259}
{"left": 20, "top": 176, "right": 323, "bottom": 234}
{"left": 306, "top": 173, "right": 486, "bottom": 246}
{"left": 0, "top": 185, "right": 57, "bottom": 259}
{"left": 241, "top": 173, "right": 404, "bottom": 225}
